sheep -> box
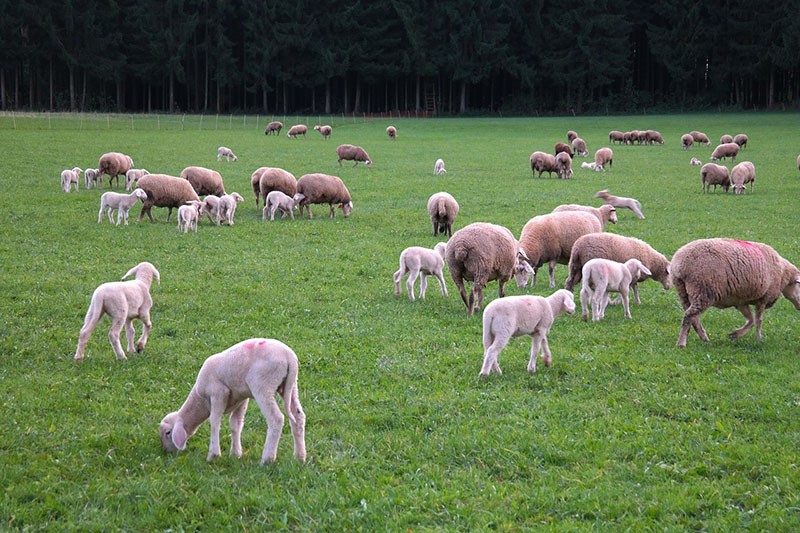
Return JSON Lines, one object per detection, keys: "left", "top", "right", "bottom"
{"left": 580, "top": 161, "right": 597, "bottom": 170}
{"left": 594, "top": 147, "right": 613, "bottom": 171}
{"left": 125, "top": 169, "right": 150, "bottom": 191}
{"left": 294, "top": 173, "right": 353, "bottom": 219}
{"left": 700, "top": 162, "right": 731, "bottom": 193}
{"left": 690, "top": 131, "right": 712, "bottom": 146}
{"left": 710, "top": 142, "right": 739, "bottom": 163}
{"left": 158, "top": 338, "right": 306, "bottom": 465}
{"left": 608, "top": 130, "right": 624, "bottom": 144}
{"left": 336, "top": 144, "right": 372, "bottom": 167}
{"left": 60, "top": 167, "right": 82, "bottom": 192}
{"left": 74, "top": 261, "right": 159, "bottom": 362}
{"left": 264, "top": 121, "right": 283, "bottom": 135}
{"left": 580, "top": 258, "right": 652, "bottom": 322}
{"left": 98, "top": 152, "right": 134, "bottom": 188}
{"left": 177, "top": 200, "right": 205, "bottom": 233}
{"left": 263, "top": 190, "right": 297, "bottom": 221}
{"left": 180, "top": 166, "right": 226, "bottom": 196}
{"left": 530, "top": 151, "right": 557, "bottom": 178}
{"left": 445, "top": 222, "right": 523, "bottom": 317}
{"left": 427, "top": 191, "right": 459, "bottom": 237}
{"left": 622, "top": 132, "right": 633, "bottom": 144}
{"left": 554, "top": 151, "right": 573, "bottom": 179}
{"left": 594, "top": 189, "right": 645, "bottom": 219}
{"left": 257, "top": 167, "right": 297, "bottom": 209}
{"left": 645, "top": 130, "right": 665, "bottom": 144}
{"left": 314, "top": 125, "right": 332, "bottom": 139}
{"left": 434, "top": 158, "right": 446, "bottom": 175}
{"left": 629, "top": 130, "right": 640, "bottom": 144}
{"left": 731, "top": 161, "right": 755, "bottom": 194}
{"left": 480, "top": 289, "right": 575, "bottom": 376}
{"left": 217, "top": 192, "right": 244, "bottom": 225}
{"left": 554, "top": 142, "right": 574, "bottom": 158}
{"left": 286, "top": 124, "right": 307, "bottom": 138}
{"left": 733, "top": 133, "right": 748, "bottom": 149}
{"left": 571, "top": 137, "right": 588, "bottom": 156}
{"left": 518, "top": 211, "right": 606, "bottom": 289}
{"left": 637, "top": 131, "right": 649, "bottom": 144}
{"left": 566, "top": 130, "right": 578, "bottom": 143}
{"left": 84, "top": 168, "right": 102, "bottom": 189}
{"left": 216, "top": 146, "right": 237, "bottom": 162}
{"left": 393, "top": 242, "right": 448, "bottom": 301}
{"left": 386, "top": 125, "right": 397, "bottom": 140}
{"left": 563, "top": 233, "right": 672, "bottom": 298}
{"left": 797, "top": 154, "right": 800, "bottom": 174}
{"left": 720, "top": 134, "right": 734, "bottom": 145}
{"left": 690, "top": 157, "right": 702, "bottom": 166}
{"left": 681, "top": 134, "right": 694, "bottom": 150}
{"left": 201, "top": 195, "right": 223, "bottom": 225}
{"left": 136, "top": 173, "right": 201, "bottom": 223}
{"left": 670, "top": 238, "right": 800, "bottom": 347}
{"left": 98, "top": 188, "right": 148, "bottom": 225}
{"left": 551, "top": 204, "right": 618, "bottom": 229}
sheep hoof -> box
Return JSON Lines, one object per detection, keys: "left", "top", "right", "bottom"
{"left": 136, "top": 342, "right": 146, "bottom": 352}
{"left": 206, "top": 452, "right": 220, "bottom": 462}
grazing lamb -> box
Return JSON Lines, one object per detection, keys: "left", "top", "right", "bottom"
{"left": 711, "top": 142, "right": 740, "bottom": 163}
{"left": 571, "top": 137, "right": 588, "bottom": 156}
{"left": 98, "top": 188, "right": 148, "bottom": 225}
{"left": 180, "top": 166, "right": 226, "bottom": 196}
{"left": 580, "top": 161, "right": 597, "bottom": 170}
{"left": 733, "top": 133, "right": 748, "bottom": 149}
{"left": 480, "top": 289, "right": 575, "bottom": 376}
{"left": 434, "top": 158, "right": 446, "bottom": 175}
{"left": 670, "top": 238, "right": 800, "bottom": 347}
{"left": 264, "top": 121, "right": 283, "bottom": 135}
{"left": 427, "top": 192, "right": 459, "bottom": 237}
{"left": 216, "top": 146, "right": 237, "bottom": 162}
{"left": 217, "top": 192, "right": 244, "bottom": 225}
{"left": 700, "top": 162, "right": 731, "bottom": 193}
{"left": 61, "top": 167, "right": 82, "bottom": 192}
{"left": 580, "top": 258, "right": 652, "bottom": 322}
{"left": 594, "top": 147, "right": 613, "bottom": 171}
{"left": 554, "top": 142, "right": 574, "bottom": 158}
{"left": 84, "top": 168, "right": 102, "bottom": 189}
{"left": 125, "top": 169, "right": 150, "bottom": 191}
{"left": 254, "top": 167, "right": 297, "bottom": 208}
{"left": 336, "top": 144, "right": 372, "bottom": 167}
{"left": 287, "top": 124, "right": 307, "bottom": 138}
{"left": 551, "top": 204, "right": 618, "bottom": 229}
{"left": 98, "top": 152, "right": 134, "bottom": 188}
{"left": 530, "top": 151, "right": 558, "bottom": 178}
{"left": 75, "top": 262, "right": 159, "bottom": 362}
{"left": 263, "top": 190, "right": 297, "bottom": 221}
{"left": 201, "top": 195, "right": 223, "bottom": 225}
{"left": 608, "top": 131, "right": 625, "bottom": 144}
{"left": 730, "top": 161, "right": 755, "bottom": 194}
{"left": 136, "top": 173, "right": 201, "bottom": 223}
{"left": 314, "top": 125, "right": 332, "bottom": 139}
{"left": 690, "top": 131, "right": 712, "bottom": 146}
{"left": 690, "top": 157, "right": 702, "bottom": 166}
{"left": 720, "top": 134, "right": 734, "bottom": 145}
{"left": 554, "top": 151, "right": 573, "bottom": 179}
{"left": 394, "top": 242, "right": 448, "bottom": 301}
{"left": 158, "top": 338, "right": 307, "bottom": 465}
{"left": 594, "top": 189, "right": 645, "bottom": 219}
{"left": 566, "top": 130, "right": 578, "bottom": 143}
{"left": 177, "top": 200, "right": 205, "bottom": 233}
{"left": 681, "top": 134, "right": 694, "bottom": 150}
{"left": 386, "top": 125, "right": 397, "bottom": 140}
{"left": 294, "top": 173, "right": 353, "bottom": 219}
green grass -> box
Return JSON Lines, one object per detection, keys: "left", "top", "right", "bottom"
{"left": 1, "top": 112, "right": 800, "bottom": 530}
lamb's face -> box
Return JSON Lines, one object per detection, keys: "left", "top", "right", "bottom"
{"left": 159, "top": 413, "right": 181, "bottom": 452}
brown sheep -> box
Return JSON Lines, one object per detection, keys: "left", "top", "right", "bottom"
{"left": 700, "top": 163, "right": 731, "bottom": 193}
{"left": 733, "top": 133, "right": 748, "bottom": 149}
{"left": 530, "top": 151, "right": 558, "bottom": 178}
{"left": 258, "top": 168, "right": 298, "bottom": 207}
{"left": 180, "top": 166, "right": 226, "bottom": 196}
{"left": 690, "top": 131, "right": 712, "bottom": 146}
{"left": 264, "top": 121, "right": 283, "bottom": 135}
{"left": 554, "top": 142, "right": 574, "bottom": 158}
{"left": 136, "top": 174, "right": 201, "bottom": 223}
{"left": 710, "top": 142, "right": 740, "bottom": 163}
{"left": 287, "top": 124, "right": 307, "bottom": 138}
{"left": 98, "top": 152, "right": 134, "bottom": 189}
{"left": 314, "top": 125, "right": 332, "bottom": 139}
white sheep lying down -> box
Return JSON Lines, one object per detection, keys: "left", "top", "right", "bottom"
{"left": 159, "top": 338, "right": 307, "bottom": 465}
{"left": 98, "top": 188, "right": 148, "bottom": 225}
{"left": 394, "top": 242, "right": 448, "bottom": 301}
{"left": 580, "top": 258, "right": 651, "bottom": 322}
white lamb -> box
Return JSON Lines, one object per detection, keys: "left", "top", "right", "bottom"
{"left": 84, "top": 168, "right": 102, "bottom": 189}
{"left": 580, "top": 258, "right": 652, "bottom": 322}
{"left": 393, "top": 242, "right": 448, "bottom": 301}
{"left": 690, "top": 157, "right": 702, "bottom": 166}
{"left": 218, "top": 192, "right": 244, "bottom": 225}
{"left": 434, "top": 158, "right": 447, "bottom": 175}
{"left": 98, "top": 188, "right": 148, "bottom": 225}
{"left": 200, "top": 195, "right": 222, "bottom": 224}
{"left": 580, "top": 161, "right": 596, "bottom": 170}
{"left": 125, "top": 169, "right": 150, "bottom": 191}
{"left": 61, "top": 167, "right": 82, "bottom": 192}
{"left": 75, "top": 262, "right": 160, "bottom": 362}
{"left": 263, "top": 190, "right": 297, "bottom": 221}
{"left": 216, "top": 146, "right": 238, "bottom": 162}
{"left": 177, "top": 200, "right": 205, "bottom": 233}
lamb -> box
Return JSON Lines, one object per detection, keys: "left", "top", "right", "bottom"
{"left": 426, "top": 191, "right": 459, "bottom": 237}
{"left": 386, "top": 125, "right": 397, "bottom": 140}
{"left": 217, "top": 192, "right": 244, "bottom": 225}
{"left": 216, "top": 146, "right": 237, "bottom": 162}
{"left": 700, "top": 162, "right": 731, "bottom": 193}
{"left": 98, "top": 152, "right": 134, "bottom": 188}
{"left": 554, "top": 142, "right": 573, "bottom": 158}
{"left": 180, "top": 166, "right": 226, "bottom": 196}
{"left": 566, "top": 130, "right": 578, "bottom": 143}
{"left": 594, "top": 147, "right": 613, "bottom": 171}
{"left": 314, "top": 125, "right": 332, "bottom": 139}
{"left": 336, "top": 144, "right": 372, "bottom": 167}
{"left": 733, "top": 133, "right": 748, "bottom": 149}
{"left": 393, "top": 242, "right": 448, "bottom": 301}
{"left": 60, "top": 167, "right": 82, "bottom": 192}
{"left": 434, "top": 158, "right": 446, "bottom": 175}
{"left": 74, "top": 261, "right": 159, "bottom": 362}
{"left": 286, "top": 124, "right": 307, "bottom": 138}
{"left": 670, "top": 238, "right": 800, "bottom": 347}
{"left": 690, "top": 157, "right": 702, "bottom": 166}
{"left": 530, "top": 151, "right": 557, "bottom": 178}
{"left": 294, "top": 173, "right": 353, "bottom": 219}
{"left": 264, "top": 121, "right": 283, "bottom": 135}
{"left": 201, "top": 195, "right": 223, "bottom": 225}
{"left": 551, "top": 204, "right": 618, "bottom": 229}
{"left": 594, "top": 189, "right": 645, "bottom": 219}
{"left": 84, "top": 168, "right": 102, "bottom": 189}
{"left": 580, "top": 161, "right": 597, "bottom": 170}
{"left": 608, "top": 130, "right": 624, "bottom": 144}
{"left": 730, "top": 161, "right": 755, "bottom": 194}
{"left": 177, "top": 200, "right": 205, "bottom": 233}
{"left": 710, "top": 142, "right": 740, "bottom": 163}
{"left": 580, "top": 258, "right": 652, "bottom": 322}
{"left": 158, "top": 338, "right": 306, "bottom": 465}
{"left": 690, "top": 131, "right": 712, "bottom": 146}
{"left": 564, "top": 233, "right": 672, "bottom": 295}
{"left": 681, "top": 134, "right": 694, "bottom": 150}
{"left": 125, "top": 169, "right": 150, "bottom": 191}
{"left": 645, "top": 130, "right": 665, "bottom": 144}
{"left": 571, "top": 137, "right": 588, "bottom": 156}
{"left": 720, "top": 134, "right": 734, "bottom": 145}
{"left": 554, "top": 152, "right": 573, "bottom": 179}
{"left": 98, "top": 188, "right": 148, "bottom": 225}
{"left": 136, "top": 173, "right": 201, "bottom": 223}
{"left": 263, "top": 190, "right": 297, "bottom": 221}
{"left": 445, "top": 222, "right": 524, "bottom": 317}
{"left": 480, "top": 289, "right": 575, "bottom": 376}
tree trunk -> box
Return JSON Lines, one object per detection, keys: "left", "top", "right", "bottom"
{"left": 1, "top": 69, "right": 6, "bottom": 110}
{"left": 325, "top": 78, "right": 331, "bottom": 114}
{"left": 49, "top": 60, "right": 54, "bottom": 111}
{"left": 169, "top": 71, "right": 175, "bottom": 112}
{"left": 344, "top": 76, "right": 350, "bottom": 113}
{"left": 354, "top": 74, "right": 361, "bottom": 113}
{"left": 117, "top": 78, "right": 124, "bottom": 112}
{"left": 27, "top": 62, "right": 34, "bottom": 110}
{"left": 459, "top": 80, "right": 466, "bottom": 113}
{"left": 282, "top": 81, "right": 288, "bottom": 115}
{"left": 81, "top": 69, "right": 87, "bottom": 111}
{"left": 69, "top": 67, "right": 76, "bottom": 111}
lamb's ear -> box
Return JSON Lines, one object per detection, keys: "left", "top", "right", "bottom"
{"left": 152, "top": 266, "right": 161, "bottom": 284}
{"left": 641, "top": 266, "right": 652, "bottom": 277}
{"left": 172, "top": 420, "right": 188, "bottom": 450}
{"left": 122, "top": 264, "right": 139, "bottom": 280}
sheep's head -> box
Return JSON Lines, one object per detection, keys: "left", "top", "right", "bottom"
{"left": 783, "top": 273, "right": 800, "bottom": 310}
{"left": 366, "top": 159, "right": 372, "bottom": 168}
{"left": 434, "top": 242, "right": 447, "bottom": 260}
{"left": 339, "top": 201, "right": 353, "bottom": 218}
{"left": 133, "top": 188, "right": 148, "bottom": 201}
{"left": 159, "top": 412, "right": 188, "bottom": 452}
{"left": 625, "top": 259, "right": 652, "bottom": 281}
{"left": 231, "top": 192, "right": 244, "bottom": 203}
{"left": 607, "top": 207, "right": 618, "bottom": 224}
{"left": 514, "top": 260, "right": 534, "bottom": 288}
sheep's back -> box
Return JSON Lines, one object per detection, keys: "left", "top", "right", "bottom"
{"left": 572, "top": 233, "right": 669, "bottom": 283}
{"left": 297, "top": 173, "right": 351, "bottom": 203}
{"left": 137, "top": 174, "right": 200, "bottom": 207}
{"left": 520, "top": 212, "right": 601, "bottom": 266}
{"left": 259, "top": 168, "right": 298, "bottom": 197}
{"left": 446, "top": 223, "right": 517, "bottom": 282}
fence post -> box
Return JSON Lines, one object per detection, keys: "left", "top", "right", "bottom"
{"left": 229, "top": 114, "right": 232, "bottom": 129}
{"left": 200, "top": 114, "right": 203, "bottom": 130}
{"left": 182, "top": 113, "right": 186, "bottom": 130}
{"left": 12, "top": 110, "right": 16, "bottom": 129}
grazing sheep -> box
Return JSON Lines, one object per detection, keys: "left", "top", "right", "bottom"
{"left": 580, "top": 161, "right": 597, "bottom": 170}
{"left": 263, "top": 190, "right": 297, "bottom": 221}
{"left": 180, "top": 166, "right": 226, "bottom": 196}
{"left": 580, "top": 258, "right": 652, "bottom": 322}
{"left": 622, "top": 132, "right": 633, "bottom": 144}
{"left": 645, "top": 130, "right": 665, "bottom": 144}
{"left": 294, "top": 173, "right": 353, "bottom": 219}
{"left": 554, "top": 152, "right": 573, "bottom": 179}
{"left": 566, "top": 130, "right": 578, "bottom": 143}
{"left": 551, "top": 204, "right": 618, "bottom": 229}
{"left": 136, "top": 173, "right": 201, "bottom": 223}
{"left": 74, "top": 262, "right": 160, "bottom": 362}
{"left": 60, "top": 167, "right": 82, "bottom": 192}
{"left": 710, "top": 142, "right": 740, "bottom": 163}
{"left": 700, "top": 163, "right": 731, "bottom": 193}
{"left": 530, "top": 151, "right": 558, "bottom": 178}
{"left": 287, "top": 124, "right": 307, "bottom": 138}
{"left": 434, "top": 158, "right": 446, "bottom": 175}
{"left": 98, "top": 152, "right": 134, "bottom": 188}
{"left": 216, "top": 146, "right": 237, "bottom": 162}
{"left": 608, "top": 130, "right": 624, "bottom": 144}
{"left": 253, "top": 167, "right": 297, "bottom": 209}
{"left": 336, "top": 144, "right": 372, "bottom": 167}
{"left": 637, "top": 131, "right": 648, "bottom": 144}
{"left": 98, "top": 188, "right": 148, "bottom": 225}
{"left": 177, "top": 200, "right": 205, "bottom": 233}
{"left": 554, "top": 142, "right": 574, "bottom": 158}
{"left": 426, "top": 192, "right": 459, "bottom": 237}
{"left": 313, "top": 125, "right": 332, "bottom": 139}
{"left": 594, "top": 189, "right": 645, "bottom": 219}
{"left": 733, "top": 133, "right": 748, "bottom": 149}
{"left": 571, "top": 137, "right": 588, "bottom": 156}
{"left": 125, "top": 169, "right": 150, "bottom": 191}
{"left": 201, "top": 195, "right": 223, "bottom": 225}
{"left": 629, "top": 130, "right": 640, "bottom": 144}
{"left": 480, "top": 289, "right": 575, "bottom": 376}
{"left": 690, "top": 131, "right": 712, "bottom": 146}
{"left": 386, "top": 125, "right": 397, "bottom": 140}
{"left": 217, "top": 192, "right": 244, "bottom": 225}
{"left": 264, "top": 121, "right": 283, "bottom": 135}
{"left": 394, "top": 242, "right": 448, "bottom": 301}
{"left": 690, "top": 157, "right": 702, "bottom": 166}
{"left": 720, "top": 134, "right": 733, "bottom": 145}
{"left": 594, "top": 147, "right": 613, "bottom": 171}
{"left": 84, "top": 168, "right": 102, "bottom": 189}
{"left": 681, "top": 134, "right": 694, "bottom": 150}
{"left": 158, "top": 338, "right": 306, "bottom": 465}
{"left": 670, "top": 238, "right": 800, "bottom": 347}
{"left": 731, "top": 161, "right": 755, "bottom": 194}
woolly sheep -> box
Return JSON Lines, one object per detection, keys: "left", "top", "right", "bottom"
{"left": 287, "top": 124, "right": 307, "bottom": 138}
{"left": 480, "top": 289, "right": 575, "bottom": 376}
{"left": 670, "top": 238, "right": 800, "bottom": 347}
{"left": 622, "top": 132, "right": 633, "bottom": 144}
{"left": 216, "top": 146, "right": 237, "bottom": 162}
{"left": 314, "top": 125, "right": 332, "bottom": 139}
{"left": 594, "top": 189, "right": 645, "bottom": 219}
{"left": 98, "top": 188, "right": 148, "bottom": 225}
{"left": 681, "top": 134, "right": 694, "bottom": 150}
{"left": 530, "top": 151, "right": 557, "bottom": 178}
{"left": 733, "top": 133, "right": 748, "bottom": 149}
{"left": 264, "top": 121, "right": 283, "bottom": 135}
{"left": 177, "top": 200, "right": 205, "bottom": 233}
{"left": 594, "top": 147, "right": 613, "bottom": 171}
{"left": 637, "top": 131, "right": 648, "bottom": 144}
{"left": 434, "top": 158, "right": 446, "bottom": 175}
{"left": 336, "top": 144, "right": 372, "bottom": 167}
{"left": 393, "top": 242, "right": 448, "bottom": 301}
{"left": 690, "top": 131, "right": 712, "bottom": 146}
{"left": 125, "top": 169, "right": 150, "bottom": 191}
{"left": 608, "top": 131, "right": 624, "bottom": 144}
{"left": 580, "top": 258, "right": 651, "bottom": 322}
{"left": 98, "top": 152, "right": 134, "bottom": 188}
{"left": 84, "top": 168, "right": 102, "bottom": 189}
{"left": 294, "top": 173, "right": 353, "bottom": 219}
{"left": 690, "top": 157, "right": 702, "bottom": 166}
{"left": 645, "top": 130, "right": 665, "bottom": 144}
{"left": 427, "top": 191, "right": 459, "bottom": 237}
{"left": 158, "top": 338, "right": 306, "bottom": 465}
{"left": 136, "top": 173, "right": 201, "bottom": 223}
{"left": 564, "top": 233, "right": 671, "bottom": 296}
{"left": 554, "top": 142, "right": 574, "bottom": 158}
{"left": 730, "top": 161, "right": 755, "bottom": 194}
{"left": 74, "top": 262, "right": 160, "bottom": 362}
{"left": 628, "top": 130, "right": 640, "bottom": 144}
{"left": 551, "top": 204, "right": 618, "bottom": 229}
{"left": 253, "top": 167, "right": 297, "bottom": 209}
{"left": 571, "top": 137, "right": 588, "bottom": 156}
{"left": 566, "top": 130, "right": 578, "bottom": 143}
{"left": 263, "top": 190, "right": 297, "bottom": 221}
{"left": 720, "top": 134, "right": 734, "bottom": 145}
{"left": 61, "top": 167, "right": 82, "bottom": 193}
{"left": 386, "top": 125, "right": 397, "bottom": 140}
{"left": 700, "top": 162, "right": 731, "bottom": 193}
{"left": 180, "top": 166, "right": 226, "bottom": 196}
{"left": 554, "top": 152, "right": 573, "bottom": 179}
{"left": 217, "top": 192, "right": 244, "bottom": 225}
{"left": 710, "top": 142, "right": 739, "bottom": 163}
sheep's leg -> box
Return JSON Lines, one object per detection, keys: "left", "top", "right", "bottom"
{"left": 329, "top": 203, "right": 336, "bottom": 218}
{"left": 431, "top": 219, "right": 438, "bottom": 236}
{"left": 470, "top": 277, "right": 487, "bottom": 315}
{"left": 729, "top": 305, "right": 756, "bottom": 340}
{"left": 419, "top": 273, "right": 428, "bottom": 299}
{"left": 406, "top": 270, "right": 419, "bottom": 301}
{"left": 480, "top": 337, "right": 509, "bottom": 377}
{"left": 527, "top": 334, "right": 544, "bottom": 374}
{"left": 632, "top": 204, "right": 645, "bottom": 219}
{"left": 434, "top": 271, "right": 448, "bottom": 297}
{"left": 124, "top": 319, "right": 136, "bottom": 353}
{"left": 166, "top": 207, "right": 174, "bottom": 223}
{"left": 677, "top": 298, "right": 710, "bottom": 347}
{"left": 282, "top": 386, "right": 307, "bottom": 462}
{"left": 254, "top": 392, "right": 284, "bottom": 465}
{"left": 229, "top": 399, "right": 249, "bottom": 458}
{"left": 631, "top": 282, "right": 641, "bottom": 305}
{"left": 548, "top": 260, "right": 557, "bottom": 288}
{"left": 753, "top": 304, "right": 765, "bottom": 339}
{"left": 454, "top": 278, "right": 470, "bottom": 315}
{"left": 620, "top": 286, "right": 631, "bottom": 318}
{"left": 580, "top": 284, "right": 592, "bottom": 321}
{"left": 592, "top": 280, "right": 608, "bottom": 322}
{"left": 393, "top": 266, "right": 406, "bottom": 296}
{"left": 207, "top": 395, "right": 228, "bottom": 461}
{"left": 115, "top": 208, "right": 123, "bottom": 226}
{"left": 75, "top": 306, "right": 103, "bottom": 362}
{"left": 107, "top": 317, "right": 128, "bottom": 361}
{"left": 136, "top": 309, "right": 152, "bottom": 352}
{"left": 98, "top": 206, "right": 106, "bottom": 224}
{"left": 540, "top": 335, "right": 552, "bottom": 368}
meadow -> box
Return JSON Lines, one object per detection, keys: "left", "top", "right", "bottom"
{"left": 1, "top": 111, "right": 799, "bottom": 530}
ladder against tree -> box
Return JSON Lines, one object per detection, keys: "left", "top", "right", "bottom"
{"left": 424, "top": 82, "right": 436, "bottom": 116}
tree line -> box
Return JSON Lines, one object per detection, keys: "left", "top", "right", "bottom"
{"left": 1, "top": 0, "right": 798, "bottom": 115}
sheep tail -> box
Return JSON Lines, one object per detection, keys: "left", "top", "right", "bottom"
{"left": 436, "top": 197, "right": 447, "bottom": 218}
{"left": 282, "top": 356, "right": 299, "bottom": 426}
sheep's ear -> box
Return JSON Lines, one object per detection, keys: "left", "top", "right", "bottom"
{"left": 171, "top": 420, "right": 188, "bottom": 450}
{"left": 152, "top": 267, "right": 161, "bottom": 284}
{"left": 122, "top": 264, "right": 139, "bottom": 280}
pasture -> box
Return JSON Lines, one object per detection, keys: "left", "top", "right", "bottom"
{"left": 1, "top": 112, "right": 799, "bottom": 530}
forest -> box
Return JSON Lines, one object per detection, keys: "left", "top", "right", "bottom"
{"left": 1, "top": 0, "right": 798, "bottom": 115}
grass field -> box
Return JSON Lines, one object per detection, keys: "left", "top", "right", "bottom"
{"left": 1, "top": 111, "right": 799, "bottom": 530}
